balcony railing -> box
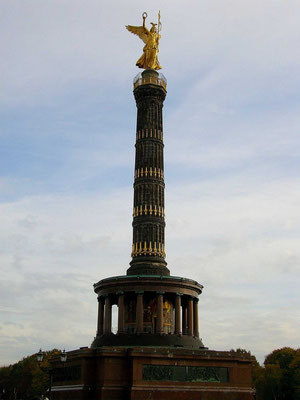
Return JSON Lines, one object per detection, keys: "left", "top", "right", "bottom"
{"left": 133, "top": 72, "right": 167, "bottom": 91}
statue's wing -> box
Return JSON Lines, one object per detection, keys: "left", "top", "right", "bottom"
{"left": 126, "top": 25, "right": 149, "bottom": 44}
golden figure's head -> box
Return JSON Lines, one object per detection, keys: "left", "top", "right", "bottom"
{"left": 150, "top": 23, "right": 157, "bottom": 33}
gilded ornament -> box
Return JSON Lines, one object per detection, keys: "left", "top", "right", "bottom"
{"left": 126, "top": 11, "right": 162, "bottom": 70}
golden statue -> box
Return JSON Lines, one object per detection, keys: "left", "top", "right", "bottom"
{"left": 126, "top": 12, "right": 162, "bottom": 70}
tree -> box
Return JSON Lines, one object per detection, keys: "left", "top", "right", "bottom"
{"left": 253, "top": 347, "right": 300, "bottom": 400}
{"left": 0, "top": 349, "right": 60, "bottom": 400}
{"left": 290, "top": 349, "right": 300, "bottom": 400}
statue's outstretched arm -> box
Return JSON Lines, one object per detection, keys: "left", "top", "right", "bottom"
{"left": 142, "top": 12, "right": 147, "bottom": 28}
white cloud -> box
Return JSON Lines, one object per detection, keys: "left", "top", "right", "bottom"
{"left": 1, "top": 172, "right": 299, "bottom": 364}
{"left": 1, "top": 0, "right": 300, "bottom": 107}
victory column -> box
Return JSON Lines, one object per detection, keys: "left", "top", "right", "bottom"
{"left": 50, "top": 12, "right": 255, "bottom": 400}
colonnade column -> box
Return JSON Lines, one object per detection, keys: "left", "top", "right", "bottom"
{"left": 182, "top": 304, "right": 187, "bottom": 334}
{"left": 175, "top": 294, "right": 182, "bottom": 335}
{"left": 156, "top": 292, "right": 164, "bottom": 334}
{"left": 103, "top": 295, "right": 112, "bottom": 334}
{"left": 117, "top": 292, "right": 125, "bottom": 334}
{"left": 187, "top": 297, "right": 194, "bottom": 336}
{"left": 193, "top": 298, "right": 199, "bottom": 337}
{"left": 136, "top": 291, "right": 144, "bottom": 333}
{"left": 97, "top": 297, "right": 104, "bottom": 336}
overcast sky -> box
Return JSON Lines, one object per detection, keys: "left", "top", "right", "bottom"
{"left": 1, "top": 0, "right": 299, "bottom": 366}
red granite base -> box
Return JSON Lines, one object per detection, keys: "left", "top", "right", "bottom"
{"left": 51, "top": 346, "right": 255, "bottom": 400}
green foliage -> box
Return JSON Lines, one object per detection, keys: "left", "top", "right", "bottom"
{"left": 229, "top": 348, "right": 259, "bottom": 368}
{"left": 0, "top": 349, "right": 60, "bottom": 400}
{"left": 253, "top": 347, "right": 300, "bottom": 400}
{"left": 230, "top": 347, "right": 253, "bottom": 356}
{"left": 265, "top": 347, "right": 296, "bottom": 369}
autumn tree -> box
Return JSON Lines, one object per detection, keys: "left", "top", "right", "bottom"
{"left": 0, "top": 349, "right": 60, "bottom": 400}
{"left": 253, "top": 347, "right": 300, "bottom": 400}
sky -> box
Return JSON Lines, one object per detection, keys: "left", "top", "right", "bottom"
{"left": 1, "top": 0, "right": 299, "bottom": 366}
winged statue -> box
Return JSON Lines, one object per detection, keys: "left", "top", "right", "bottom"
{"left": 126, "top": 12, "right": 162, "bottom": 70}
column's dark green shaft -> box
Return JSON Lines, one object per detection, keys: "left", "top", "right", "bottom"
{"left": 127, "top": 69, "right": 170, "bottom": 276}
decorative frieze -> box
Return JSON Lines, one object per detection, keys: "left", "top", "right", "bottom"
{"left": 133, "top": 205, "right": 165, "bottom": 217}
{"left": 134, "top": 167, "right": 164, "bottom": 179}
{"left": 142, "top": 365, "right": 229, "bottom": 383}
{"left": 131, "top": 241, "right": 166, "bottom": 258}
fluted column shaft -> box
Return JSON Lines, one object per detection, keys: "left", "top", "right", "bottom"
{"left": 136, "top": 292, "right": 144, "bottom": 333}
{"left": 97, "top": 297, "right": 104, "bottom": 336}
{"left": 175, "top": 294, "right": 182, "bottom": 335}
{"left": 118, "top": 293, "right": 125, "bottom": 334}
{"left": 157, "top": 292, "right": 164, "bottom": 334}
{"left": 104, "top": 296, "right": 111, "bottom": 334}
{"left": 182, "top": 304, "right": 187, "bottom": 334}
{"left": 187, "top": 297, "right": 194, "bottom": 336}
{"left": 193, "top": 298, "right": 199, "bottom": 337}
{"left": 127, "top": 70, "right": 169, "bottom": 277}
